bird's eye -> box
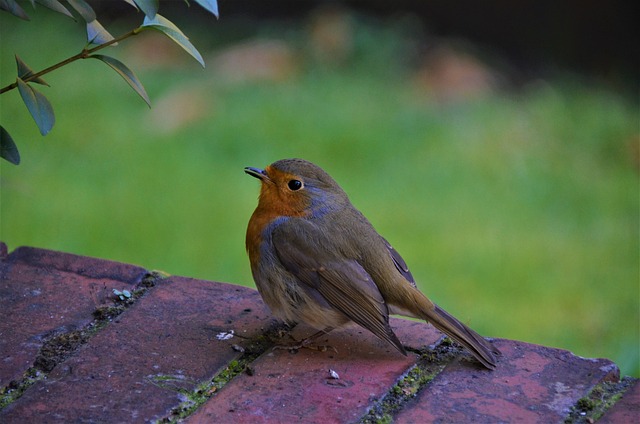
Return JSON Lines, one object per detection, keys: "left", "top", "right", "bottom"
{"left": 287, "top": 179, "right": 303, "bottom": 191}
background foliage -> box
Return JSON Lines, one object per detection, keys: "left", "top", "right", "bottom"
{"left": 1, "top": 4, "right": 638, "bottom": 377}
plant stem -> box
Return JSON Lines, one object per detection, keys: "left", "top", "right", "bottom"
{"left": 0, "top": 28, "right": 140, "bottom": 95}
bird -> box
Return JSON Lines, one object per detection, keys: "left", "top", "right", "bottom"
{"left": 245, "top": 158, "right": 500, "bottom": 369}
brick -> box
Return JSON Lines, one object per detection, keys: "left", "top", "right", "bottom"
{"left": 0, "top": 276, "right": 272, "bottom": 423}
{"left": 394, "top": 338, "right": 620, "bottom": 423}
{"left": 2, "top": 244, "right": 635, "bottom": 423}
{"left": 186, "top": 318, "right": 443, "bottom": 423}
{"left": 599, "top": 379, "right": 640, "bottom": 424}
{"left": 0, "top": 245, "right": 147, "bottom": 387}
{"left": 7, "top": 246, "right": 147, "bottom": 282}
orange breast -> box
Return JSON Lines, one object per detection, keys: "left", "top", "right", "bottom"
{"left": 246, "top": 178, "right": 311, "bottom": 270}
{"left": 246, "top": 207, "right": 277, "bottom": 270}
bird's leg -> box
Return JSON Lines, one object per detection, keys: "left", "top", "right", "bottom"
{"left": 273, "top": 327, "right": 338, "bottom": 353}
{"left": 300, "top": 327, "right": 338, "bottom": 352}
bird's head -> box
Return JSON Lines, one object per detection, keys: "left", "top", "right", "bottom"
{"left": 245, "top": 158, "right": 348, "bottom": 217}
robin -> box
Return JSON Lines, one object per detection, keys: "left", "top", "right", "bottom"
{"left": 245, "top": 158, "right": 500, "bottom": 369}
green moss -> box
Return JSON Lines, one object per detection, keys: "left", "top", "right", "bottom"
{"left": 564, "top": 377, "right": 637, "bottom": 423}
{"left": 34, "top": 330, "right": 88, "bottom": 372}
{"left": 575, "top": 397, "right": 596, "bottom": 411}
{"left": 361, "top": 363, "right": 442, "bottom": 424}
{"left": 152, "top": 358, "right": 254, "bottom": 423}
{"left": 153, "top": 323, "right": 286, "bottom": 423}
{"left": 359, "top": 341, "right": 461, "bottom": 423}
{"left": 0, "top": 368, "right": 45, "bottom": 410}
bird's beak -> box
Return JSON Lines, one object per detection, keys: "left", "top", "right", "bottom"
{"left": 244, "top": 166, "right": 268, "bottom": 181}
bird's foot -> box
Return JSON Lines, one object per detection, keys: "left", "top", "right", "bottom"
{"left": 272, "top": 329, "right": 338, "bottom": 354}
{"left": 273, "top": 343, "right": 338, "bottom": 354}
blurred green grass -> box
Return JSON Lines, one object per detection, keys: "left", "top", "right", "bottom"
{"left": 1, "top": 10, "right": 638, "bottom": 377}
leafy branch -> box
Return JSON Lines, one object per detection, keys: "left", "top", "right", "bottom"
{"left": 0, "top": 29, "right": 136, "bottom": 95}
{"left": 0, "top": 0, "right": 218, "bottom": 165}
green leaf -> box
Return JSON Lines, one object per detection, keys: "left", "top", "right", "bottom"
{"left": 134, "top": 0, "right": 158, "bottom": 19}
{"left": 17, "top": 78, "right": 55, "bottom": 136}
{"left": 66, "top": 0, "right": 95, "bottom": 22}
{"left": 90, "top": 55, "right": 151, "bottom": 107}
{"left": 193, "top": 0, "right": 218, "bottom": 18}
{"left": 87, "top": 20, "right": 116, "bottom": 45}
{"left": 0, "top": 0, "right": 31, "bottom": 20}
{"left": 0, "top": 126, "right": 20, "bottom": 165}
{"left": 35, "top": 0, "right": 73, "bottom": 19}
{"left": 15, "top": 54, "right": 49, "bottom": 86}
{"left": 141, "top": 14, "right": 204, "bottom": 67}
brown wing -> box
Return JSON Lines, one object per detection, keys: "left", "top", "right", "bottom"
{"left": 382, "top": 237, "right": 416, "bottom": 287}
{"left": 272, "top": 221, "right": 406, "bottom": 354}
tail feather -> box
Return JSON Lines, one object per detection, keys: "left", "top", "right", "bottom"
{"left": 424, "top": 304, "right": 500, "bottom": 369}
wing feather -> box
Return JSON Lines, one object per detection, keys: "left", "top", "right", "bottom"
{"left": 272, "top": 221, "right": 406, "bottom": 354}
{"left": 382, "top": 237, "right": 416, "bottom": 287}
